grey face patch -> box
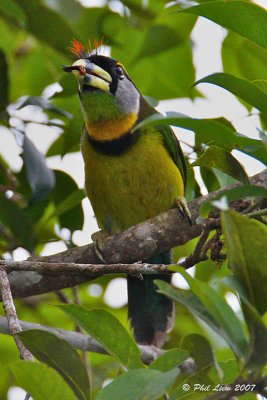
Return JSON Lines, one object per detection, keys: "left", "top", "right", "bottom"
{"left": 115, "top": 78, "right": 140, "bottom": 116}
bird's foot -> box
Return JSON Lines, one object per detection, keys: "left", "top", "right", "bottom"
{"left": 91, "top": 230, "right": 110, "bottom": 263}
{"left": 175, "top": 195, "right": 192, "bottom": 225}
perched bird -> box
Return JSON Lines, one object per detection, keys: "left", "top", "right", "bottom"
{"left": 63, "top": 39, "right": 187, "bottom": 348}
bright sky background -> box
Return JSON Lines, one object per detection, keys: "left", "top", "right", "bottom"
{"left": 2, "top": 1, "right": 267, "bottom": 398}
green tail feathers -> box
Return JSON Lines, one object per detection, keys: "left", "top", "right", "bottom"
{"left": 127, "top": 252, "right": 174, "bottom": 348}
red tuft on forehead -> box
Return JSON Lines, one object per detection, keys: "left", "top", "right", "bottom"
{"left": 68, "top": 36, "right": 105, "bottom": 58}
{"left": 68, "top": 39, "right": 85, "bottom": 57}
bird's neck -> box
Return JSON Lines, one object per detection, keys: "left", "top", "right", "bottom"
{"left": 80, "top": 91, "right": 138, "bottom": 141}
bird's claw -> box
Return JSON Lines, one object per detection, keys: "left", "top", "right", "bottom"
{"left": 91, "top": 230, "right": 110, "bottom": 263}
{"left": 175, "top": 195, "right": 192, "bottom": 225}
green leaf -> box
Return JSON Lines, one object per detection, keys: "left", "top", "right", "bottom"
{"left": 10, "top": 360, "right": 75, "bottom": 400}
{"left": 47, "top": 96, "right": 82, "bottom": 156}
{"left": 200, "top": 185, "right": 267, "bottom": 218}
{"left": 23, "top": 135, "right": 55, "bottom": 203}
{"left": 156, "top": 275, "right": 248, "bottom": 359}
{"left": 200, "top": 167, "right": 221, "bottom": 194}
{"left": 169, "top": 335, "right": 219, "bottom": 400}
{"left": 194, "top": 73, "right": 267, "bottom": 115}
{"left": 0, "top": 366, "right": 10, "bottom": 399}
{"left": 129, "top": 42, "right": 197, "bottom": 100}
{"left": 181, "top": 1, "right": 267, "bottom": 49}
{"left": 0, "top": 0, "right": 27, "bottom": 27}
{"left": 0, "top": 49, "right": 8, "bottom": 115}
{"left": 60, "top": 305, "right": 143, "bottom": 369}
{"left": 242, "top": 301, "right": 267, "bottom": 370}
{"left": 149, "top": 348, "right": 189, "bottom": 372}
{"left": 222, "top": 31, "right": 267, "bottom": 82}
{"left": 43, "top": 0, "right": 83, "bottom": 21}
{"left": 0, "top": 193, "right": 35, "bottom": 250}
{"left": 180, "top": 334, "right": 215, "bottom": 370}
{"left": 226, "top": 275, "right": 267, "bottom": 371}
{"left": 133, "top": 112, "right": 267, "bottom": 165}
{"left": 9, "top": 45, "right": 68, "bottom": 100}
{"left": 192, "top": 146, "right": 249, "bottom": 184}
{"left": 156, "top": 280, "right": 220, "bottom": 337}
{"left": 52, "top": 170, "right": 84, "bottom": 232}
{"left": 222, "top": 210, "right": 267, "bottom": 315}
{"left": 18, "top": 96, "right": 72, "bottom": 118}
{"left": 17, "top": 0, "right": 77, "bottom": 54}
{"left": 136, "top": 25, "right": 184, "bottom": 59}
{"left": 226, "top": 275, "right": 267, "bottom": 370}
{"left": 17, "top": 329, "right": 90, "bottom": 400}
{"left": 73, "top": 7, "right": 114, "bottom": 45}
{"left": 96, "top": 368, "right": 180, "bottom": 400}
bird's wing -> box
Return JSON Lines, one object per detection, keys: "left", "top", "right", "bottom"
{"left": 157, "top": 124, "right": 187, "bottom": 188}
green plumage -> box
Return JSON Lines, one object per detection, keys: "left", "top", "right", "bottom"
{"left": 64, "top": 52, "right": 187, "bottom": 347}
{"left": 81, "top": 124, "right": 185, "bottom": 233}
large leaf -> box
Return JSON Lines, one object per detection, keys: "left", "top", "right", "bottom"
{"left": 22, "top": 135, "right": 55, "bottom": 203}
{"left": 0, "top": 0, "right": 27, "bottom": 26}
{"left": 43, "top": 0, "right": 83, "bottom": 21}
{"left": 96, "top": 368, "right": 180, "bottom": 400}
{"left": 149, "top": 348, "right": 189, "bottom": 372}
{"left": 200, "top": 167, "right": 221, "bottom": 194}
{"left": 180, "top": 334, "right": 215, "bottom": 371}
{"left": 137, "top": 25, "right": 183, "bottom": 59}
{"left": 168, "top": 334, "right": 219, "bottom": 400}
{"left": 17, "top": 329, "right": 90, "bottom": 400}
{"left": 194, "top": 73, "right": 267, "bottom": 115}
{"left": 52, "top": 170, "right": 84, "bottom": 232}
{"left": 47, "top": 96, "right": 82, "bottom": 156}
{"left": 133, "top": 112, "right": 267, "bottom": 164}
{"left": 18, "top": 96, "right": 72, "bottom": 118}
{"left": 222, "top": 210, "right": 267, "bottom": 315}
{"left": 10, "top": 47, "right": 62, "bottom": 99}
{"left": 192, "top": 146, "right": 249, "bottom": 184}
{"left": 111, "top": 12, "right": 197, "bottom": 100}
{"left": 131, "top": 42, "right": 197, "bottom": 100}
{"left": 60, "top": 305, "right": 143, "bottom": 369}
{"left": 222, "top": 31, "right": 267, "bottom": 82}
{"left": 225, "top": 274, "right": 267, "bottom": 370}
{"left": 242, "top": 301, "right": 267, "bottom": 370}
{"left": 10, "top": 360, "right": 75, "bottom": 400}
{"left": 156, "top": 274, "right": 248, "bottom": 359}
{"left": 181, "top": 1, "right": 267, "bottom": 49}
{"left": 0, "top": 193, "right": 35, "bottom": 250}
{"left": 156, "top": 281, "right": 221, "bottom": 337}
{"left": 16, "top": 0, "right": 77, "bottom": 54}
{"left": 72, "top": 7, "right": 115, "bottom": 45}
{"left": 136, "top": 12, "right": 196, "bottom": 60}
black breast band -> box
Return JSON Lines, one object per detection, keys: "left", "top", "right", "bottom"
{"left": 87, "top": 129, "right": 141, "bottom": 156}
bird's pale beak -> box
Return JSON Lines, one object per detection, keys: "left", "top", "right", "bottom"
{"left": 62, "top": 59, "right": 112, "bottom": 92}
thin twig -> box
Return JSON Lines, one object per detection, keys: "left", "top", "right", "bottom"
{"left": 179, "top": 227, "right": 209, "bottom": 269}
{"left": 179, "top": 218, "right": 221, "bottom": 269}
{"left": 55, "top": 290, "right": 71, "bottom": 304}
{"left": 0, "top": 268, "right": 33, "bottom": 360}
{"left": 0, "top": 268, "right": 33, "bottom": 400}
{"left": 246, "top": 207, "right": 267, "bottom": 219}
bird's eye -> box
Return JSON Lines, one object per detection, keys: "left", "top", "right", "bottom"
{"left": 116, "top": 64, "right": 125, "bottom": 80}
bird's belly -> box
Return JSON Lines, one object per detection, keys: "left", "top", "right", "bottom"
{"left": 82, "top": 131, "right": 184, "bottom": 233}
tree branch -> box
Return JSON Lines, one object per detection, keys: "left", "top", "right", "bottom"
{"left": 0, "top": 260, "right": 174, "bottom": 275}
{"left": 0, "top": 315, "right": 162, "bottom": 365}
{"left": 3, "top": 169, "right": 267, "bottom": 299}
